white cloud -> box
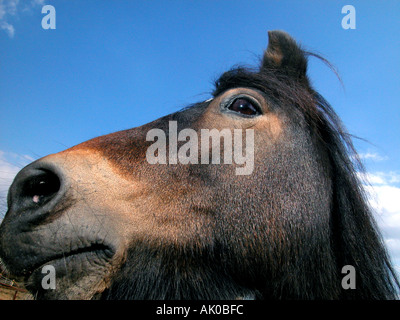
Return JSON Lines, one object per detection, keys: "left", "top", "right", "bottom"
{"left": 366, "top": 185, "right": 400, "bottom": 217}
{"left": 359, "top": 172, "right": 386, "bottom": 185}
{"left": 3, "top": 0, "right": 19, "bottom": 16}
{"left": 0, "top": 0, "right": 45, "bottom": 38}
{"left": 0, "top": 3, "right": 6, "bottom": 20}
{"left": 0, "top": 151, "right": 22, "bottom": 183}
{"left": 359, "top": 152, "right": 389, "bottom": 162}
{"left": 362, "top": 171, "right": 400, "bottom": 277}
{"left": 359, "top": 171, "right": 400, "bottom": 186}
{"left": 385, "top": 239, "right": 400, "bottom": 257}
{"left": 0, "top": 150, "right": 32, "bottom": 218}
{"left": 0, "top": 20, "right": 14, "bottom": 37}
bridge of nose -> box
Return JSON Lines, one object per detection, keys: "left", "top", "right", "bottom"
{"left": 42, "top": 148, "right": 141, "bottom": 203}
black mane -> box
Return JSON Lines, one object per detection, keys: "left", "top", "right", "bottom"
{"left": 213, "top": 54, "right": 400, "bottom": 298}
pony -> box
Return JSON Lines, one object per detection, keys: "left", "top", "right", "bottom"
{"left": 0, "top": 30, "right": 398, "bottom": 299}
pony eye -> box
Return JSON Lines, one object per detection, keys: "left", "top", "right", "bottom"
{"left": 228, "top": 98, "right": 260, "bottom": 116}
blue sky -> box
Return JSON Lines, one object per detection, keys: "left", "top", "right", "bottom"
{"left": 1, "top": 1, "right": 399, "bottom": 277}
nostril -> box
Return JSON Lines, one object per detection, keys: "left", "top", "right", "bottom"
{"left": 21, "top": 170, "right": 61, "bottom": 206}
{"left": 6, "top": 163, "right": 66, "bottom": 223}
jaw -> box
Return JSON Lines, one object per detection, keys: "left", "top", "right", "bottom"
{"left": 99, "top": 243, "right": 260, "bottom": 300}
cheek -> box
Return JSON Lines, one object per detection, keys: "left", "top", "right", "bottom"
{"left": 259, "top": 114, "right": 283, "bottom": 140}
{"left": 261, "top": 132, "right": 332, "bottom": 226}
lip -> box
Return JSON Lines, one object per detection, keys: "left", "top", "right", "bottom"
{"left": 23, "top": 242, "right": 115, "bottom": 283}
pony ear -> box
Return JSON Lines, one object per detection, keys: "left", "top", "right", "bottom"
{"left": 261, "top": 30, "right": 308, "bottom": 81}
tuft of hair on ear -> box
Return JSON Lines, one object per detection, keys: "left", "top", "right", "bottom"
{"left": 261, "top": 30, "right": 308, "bottom": 82}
